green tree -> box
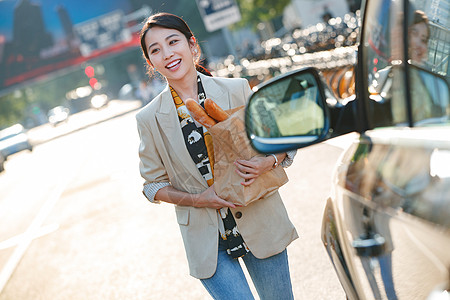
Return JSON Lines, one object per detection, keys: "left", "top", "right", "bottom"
{"left": 0, "top": 92, "right": 28, "bottom": 129}
{"left": 235, "top": 0, "right": 291, "bottom": 29}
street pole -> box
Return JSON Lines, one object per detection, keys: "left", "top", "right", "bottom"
{"left": 221, "top": 27, "right": 239, "bottom": 61}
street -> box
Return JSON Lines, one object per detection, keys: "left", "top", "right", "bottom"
{"left": 0, "top": 109, "right": 348, "bottom": 299}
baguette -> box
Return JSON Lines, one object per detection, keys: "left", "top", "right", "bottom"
{"left": 185, "top": 98, "right": 217, "bottom": 128}
{"left": 204, "top": 98, "right": 229, "bottom": 122}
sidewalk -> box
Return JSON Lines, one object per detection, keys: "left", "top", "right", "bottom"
{"left": 27, "top": 99, "right": 143, "bottom": 146}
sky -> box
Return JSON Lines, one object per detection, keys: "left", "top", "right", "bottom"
{"left": 0, "top": 0, "right": 132, "bottom": 41}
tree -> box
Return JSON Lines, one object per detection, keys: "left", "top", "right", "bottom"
{"left": 235, "top": 0, "right": 291, "bottom": 29}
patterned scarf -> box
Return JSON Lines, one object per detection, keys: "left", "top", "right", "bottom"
{"left": 170, "top": 76, "right": 249, "bottom": 258}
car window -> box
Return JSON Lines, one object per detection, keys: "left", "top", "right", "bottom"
{"left": 407, "top": 0, "right": 449, "bottom": 126}
{"left": 363, "top": 0, "right": 449, "bottom": 128}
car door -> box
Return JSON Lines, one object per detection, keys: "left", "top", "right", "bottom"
{"left": 338, "top": 0, "right": 450, "bottom": 298}
{"left": 334, "top": 130, "right": 450, "bottom": 299}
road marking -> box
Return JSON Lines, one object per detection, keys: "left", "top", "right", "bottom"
{"left": 0, "top": 224, "right": 59, "bottom": 251}
{"left": 0, "top": 177, "right": 71, "bottom": 293}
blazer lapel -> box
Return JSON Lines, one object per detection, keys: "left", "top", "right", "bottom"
{"left": 200, "top": 73, "right": 230, "bottom": 110}
{"left": 156, "top": 88, "right": 208, "bottom": 188}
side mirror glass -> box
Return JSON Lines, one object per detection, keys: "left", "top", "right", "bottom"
{"left": 410, "top": 65, "right": 449, "bottom": 125}
{"left": 245, "top": 67, "right": 330, "bottom": 154}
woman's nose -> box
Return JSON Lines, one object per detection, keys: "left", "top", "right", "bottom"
{"left": 163, "top": 48, "right": 174, "bottom": 59}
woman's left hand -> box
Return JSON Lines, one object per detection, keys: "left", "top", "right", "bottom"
{"left": 234, "top": 156, "right": 274, "bottom": 186}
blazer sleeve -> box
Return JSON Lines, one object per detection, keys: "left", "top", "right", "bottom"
{"left": 243, "top": 79, "right": 252, "bottom": 104}
{"left": 136, "top": 112, "right": 170, "bottom": 202}
{"left": 228, "top": 77, "right": 252, "bottom": 107}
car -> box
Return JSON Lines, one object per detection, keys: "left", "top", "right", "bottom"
{"left": 90, "top": 93, "right": 108, "bottom": 109}
{"left": 0, "top": 124, "right": 33, "bottom": 159}
{"left": 48, "top": 105, "right": 70, "bottom": 126}
{"left": 244, "top": 0, "right": 450, "bottom": 299}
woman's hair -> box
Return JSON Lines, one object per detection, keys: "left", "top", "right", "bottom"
{"left": 139, "top": 12, "right": 211, "bottom": 77}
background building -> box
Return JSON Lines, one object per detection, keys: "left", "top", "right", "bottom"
{"left": 283, "top": 0, "right": 351, "bottom": 31}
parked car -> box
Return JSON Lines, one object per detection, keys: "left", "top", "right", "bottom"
{"left": 90, "top": 93, "right": 109, "bottom": 109}
{"left": 245, "top": 0, "right": 449, "bottom": 299}
{"left": 48, "top": 105, "right": 70, "bottom": 126}
{"left": 0, "top": 124, "right": 33, "bottom": 159}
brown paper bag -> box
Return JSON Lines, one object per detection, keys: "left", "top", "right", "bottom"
{"left": 209, "top": 106, "right": 288, "bottom": 206}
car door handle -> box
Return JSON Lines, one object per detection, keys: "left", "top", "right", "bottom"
{"left": 352, "top": 233, "right": 386, "bottom": 257}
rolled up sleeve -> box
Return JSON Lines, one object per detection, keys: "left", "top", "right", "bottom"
{"left": 280, "top": 150, "right": 297, "bottom": 168}
{"left": 143, "top": 182, "right": 170, "bottom": 203}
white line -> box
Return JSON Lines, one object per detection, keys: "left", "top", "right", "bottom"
{"left": 0, "top": 178, "right": 70, "bottom": 293}
{"left": 0, "top": 224, "right": 59, "bottom": 251}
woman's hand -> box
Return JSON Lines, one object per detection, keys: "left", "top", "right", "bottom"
{"left": 195, "top": 185, "right": 236, "bottom": 209}
{"left": 234, "top": 156, "right": 276, "bottom": 186}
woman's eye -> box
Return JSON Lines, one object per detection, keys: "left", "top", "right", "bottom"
{"left": 169, "top": 39, "right": 179, "bottom": 45}
{"left": 150, "top": 48, "right": 159, "bottom": 54}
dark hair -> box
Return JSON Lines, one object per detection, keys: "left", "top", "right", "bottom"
{"left": 139, "top": 12, "right": 211, "bottom": 76}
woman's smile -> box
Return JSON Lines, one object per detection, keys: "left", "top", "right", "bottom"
{"left": 166, "top": 59, "right": 182, "bottom": 71}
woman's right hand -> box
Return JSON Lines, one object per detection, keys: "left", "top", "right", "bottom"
{"left": 195, "top": 185, "right": 236, "bottom": 209}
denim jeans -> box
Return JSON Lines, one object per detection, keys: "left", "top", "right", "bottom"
{"left": 200, "top": 237, "right": 294, "bottom": 300}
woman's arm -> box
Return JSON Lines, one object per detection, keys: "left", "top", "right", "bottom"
{"left": 155, "top": 185, "right": 236, "bottom": 209}
{"left": 234, "top": 152, "right": 287, "bottom": 186}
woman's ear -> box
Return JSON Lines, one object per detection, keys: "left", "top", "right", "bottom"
{"left": 190, "top": 37, "right": 199, "bottom": 57}
{"left": 189, "top": 36, "right": 197, "bottom": 49}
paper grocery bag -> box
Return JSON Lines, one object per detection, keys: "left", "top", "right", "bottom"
{"left": 209, "top": 106, "right": 288, "bottom": 206}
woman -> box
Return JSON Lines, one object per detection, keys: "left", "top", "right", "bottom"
{"left": 408, "top": 9, "right": 429, "bottom": 65}
{"left": 136, "top": 12, "right": 298, "bottom": 299}
{"left": 391, "top": 9, "right": 442, "bottom": 124}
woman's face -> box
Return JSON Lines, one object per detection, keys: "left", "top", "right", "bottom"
{"left": 144, "top": 26, "right": 196, "bottom": 82}
{"left": 409, "top": 21, "right": 429, "bottom": 64}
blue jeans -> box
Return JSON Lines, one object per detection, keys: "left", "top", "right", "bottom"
{"left": 200, "top": 237, "right": 294, "bottom": 300}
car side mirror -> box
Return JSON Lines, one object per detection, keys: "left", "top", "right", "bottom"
{"left": 245, "top": 67, "right": 331, "bottom": 154}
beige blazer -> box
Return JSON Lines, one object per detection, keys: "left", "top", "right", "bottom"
{"left": 136, "top": 72, "right": 298, "bottom": 279}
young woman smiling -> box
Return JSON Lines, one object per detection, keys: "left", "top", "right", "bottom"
{"left": 136, "top": 12, "right": 298, "bottom": 299}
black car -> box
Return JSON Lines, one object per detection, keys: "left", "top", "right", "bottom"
{"left": 245, "top": 0, "right": 450, "bottom": 299}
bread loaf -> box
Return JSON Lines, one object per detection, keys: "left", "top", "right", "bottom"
{"left": 204, "top": 98, "right": 229, "bottom": 122}
{"left": 185, "top": 98, "right": 217, "bottom": 128}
